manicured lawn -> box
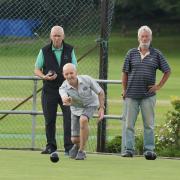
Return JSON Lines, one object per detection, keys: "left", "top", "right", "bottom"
{"left": 0, "top": 150, "right": 179, "bottom": 180}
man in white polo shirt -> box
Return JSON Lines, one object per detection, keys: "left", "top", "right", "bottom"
{"left": 59, "top": 63, "right": 105, "bottom": 160}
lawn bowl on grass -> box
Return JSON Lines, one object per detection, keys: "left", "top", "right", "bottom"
{"left": 50, "top": 152, "right": 59, "bottom": 163}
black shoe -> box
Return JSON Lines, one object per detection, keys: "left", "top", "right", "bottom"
{"left": 41, "top": 148, "right": 55, "bottom": 154}
{"left": 121, "top": 151, "right": 133, "bottom": 157}
{"left": 144, "top": 151, "right": 157, "bottom": 160}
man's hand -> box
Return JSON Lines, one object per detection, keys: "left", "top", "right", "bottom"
{"left": 148, "top": 71, "right": 171, "bottom": 93}
{"left": 121, "top": 89, "right": 126, "bottom": 100}
{"left": 97, "top": 107, "right": 104, "bottom": 123}
{"left": 62, "top": 96, "right": 72, "bottom": 106}
{"left": 148, "top": 84, "right": 161, "bottom": 93}
{"left": 43, "top": 71, "right": 57, "bottom": 80}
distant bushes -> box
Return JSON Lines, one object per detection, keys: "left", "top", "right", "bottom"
{"left": 106, "top": 135, "right": 121, "bottom": 153}
{"left": 155, "top": 97, "right": 180, "bottom": 157}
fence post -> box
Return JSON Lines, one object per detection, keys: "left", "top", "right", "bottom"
{"left": 31, "top": 79, "right": 38, "bottom": 149}
{"left": 97, "top": 0, "right": 109, "bottom": 152}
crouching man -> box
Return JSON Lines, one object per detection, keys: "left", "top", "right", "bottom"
{"left": 59, "top": 63, "right": 105, "bottom": 160}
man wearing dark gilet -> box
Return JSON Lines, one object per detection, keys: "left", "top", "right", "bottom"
{"left": 34, "top": 26, "right": 77, "bottom": 155}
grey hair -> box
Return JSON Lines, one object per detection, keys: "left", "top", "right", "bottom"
{"left": 138, "top": 25, "right": 152, "bottom": 39}
{"left": 50, "top": 25, "right": 64, "bottom": 35}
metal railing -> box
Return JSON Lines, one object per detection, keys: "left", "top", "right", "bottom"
{"left": 0, "top": 76, "right": 122, "bottom": 150}
{"left": 0, "top": 76, "right": 122, "bottom": 119}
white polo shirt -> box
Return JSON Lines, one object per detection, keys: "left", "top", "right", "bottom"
{"left": 59, "top": 75, "right": 102, "bottom": 116}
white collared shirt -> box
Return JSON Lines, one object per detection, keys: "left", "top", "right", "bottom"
{"left": 59, "top": 75, "right": 102, "bottom": 116}
{"left": 138, "top": 47, "right": 150, "bottom": 60}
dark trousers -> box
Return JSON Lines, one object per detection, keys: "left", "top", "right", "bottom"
{"left": 41, "top": 89, "right": 73, "bottom": 152}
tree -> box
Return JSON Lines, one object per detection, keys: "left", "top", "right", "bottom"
{"left": 114, "top": 0, "right": 180, "bottom": 24}
{"left": 155, "top": 0, "right": 180, "bottom": 19}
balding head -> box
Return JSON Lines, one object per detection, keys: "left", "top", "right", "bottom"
{"left": 63, "top": 63, "right": 76, "bottom": 72}
{"left": 63, "top": 63, "right": 78, "bottom": 86}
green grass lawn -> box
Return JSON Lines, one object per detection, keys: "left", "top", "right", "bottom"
{"left": 0, "top": 150, "right": 179, "bottom": 180}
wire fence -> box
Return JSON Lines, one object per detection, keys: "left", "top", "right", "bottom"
{"left": 0, "top": 76, "right": 122, "bottom": 152}
{"left": 0, "top": 0, "right": 114, "bottom": 76}
{"left": 0, "top": 0, "right": 116, "bottom": 152}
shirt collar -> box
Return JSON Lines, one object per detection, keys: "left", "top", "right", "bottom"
{"left": 66, "top": 76, "right": 82, "bottom": 89}
{"left": 52, "top": 44, "right": 63, "bottom": 51}
{"left": 77, "top": 76, "right": 83, "bottom": 84}
{"left": 138, "top": 47, "right": 150, "bottom": 60}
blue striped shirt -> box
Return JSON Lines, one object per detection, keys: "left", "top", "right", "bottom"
{"left": 122, "top": 47, "right": 170, "bottom": 98}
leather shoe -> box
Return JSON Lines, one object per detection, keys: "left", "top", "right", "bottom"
{"left": 41, "top": 148, "right": 55, "bottom": 154}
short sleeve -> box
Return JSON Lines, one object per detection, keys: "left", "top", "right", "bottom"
{"left": 157, "top": 51, "right": 171, "bottom": 73}
{"left": 86, "top": 76, "right": 102, "bottom": 94}
{"left": 59, "top": 81, "right": 68, "bottom": 97}
{"left": 35, "top": 49, "right": 44, "bottom": 69}
{"left": 122, "top": 50, "right": 131, "bottom": 73}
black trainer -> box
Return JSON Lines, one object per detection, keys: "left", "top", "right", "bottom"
{"left": 41, "top": 148, "right": 55, "bottom": 154}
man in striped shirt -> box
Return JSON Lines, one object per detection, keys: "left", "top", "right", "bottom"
{"left": 121, "top": 25, "right": 171, "bottom": 160}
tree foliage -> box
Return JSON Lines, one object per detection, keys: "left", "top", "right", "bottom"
{"left": 155, "top": 0, "right": 180, "bottom": 16}
{"left": 114, "top": 0, "right": 180, "bottom": 23}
